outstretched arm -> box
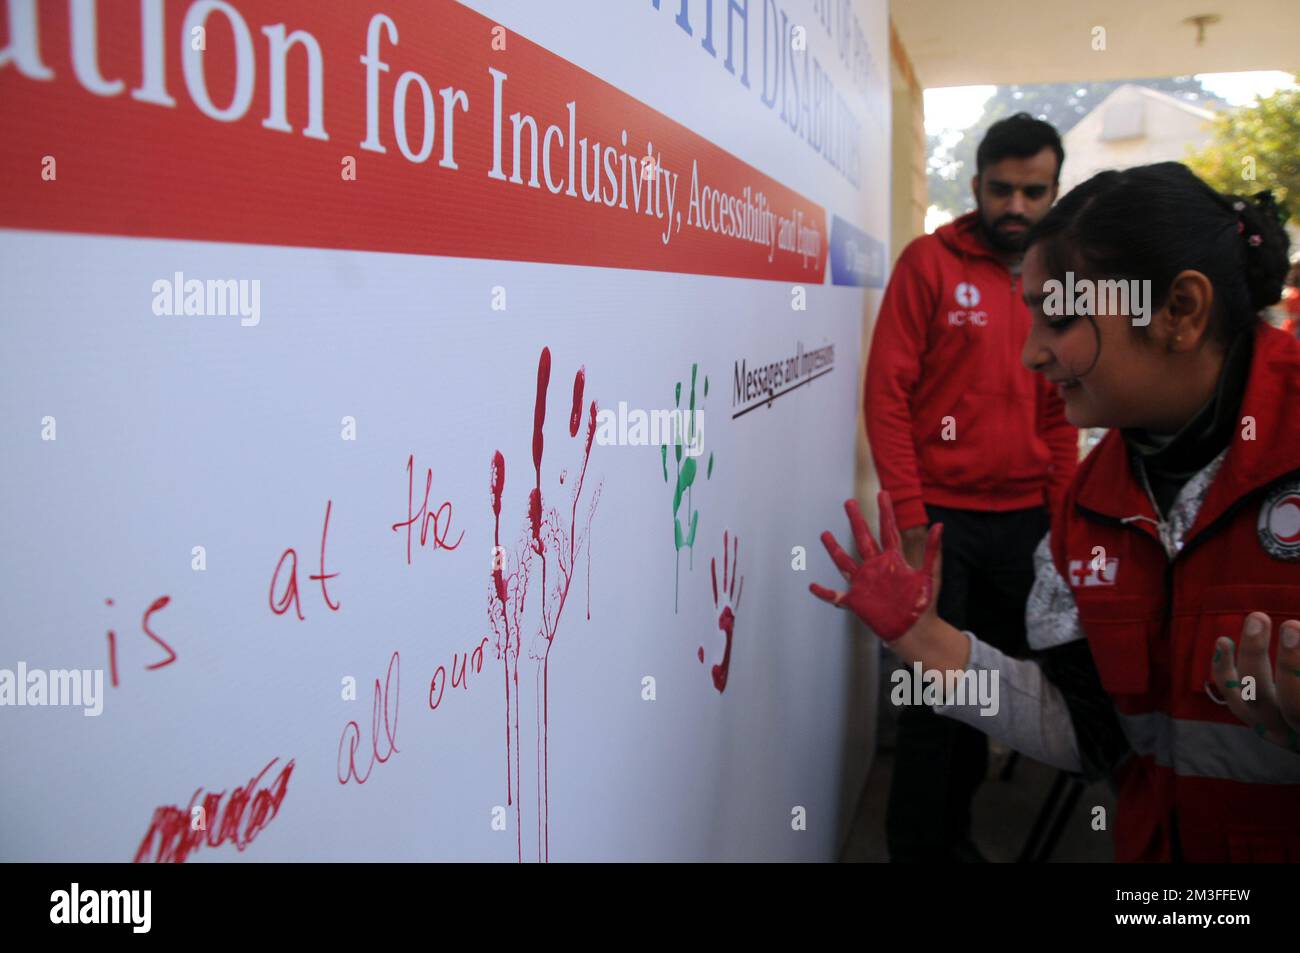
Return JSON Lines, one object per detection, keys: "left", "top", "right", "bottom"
{"left": 810, "top": 497, "right": 1091, "bottom": 774}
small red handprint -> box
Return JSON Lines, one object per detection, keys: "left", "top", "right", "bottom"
{"left": 700, "top": 530, "right": 743, "bottom": 693}
{"left": 809, "top": 492, "right": 942, "bottom": 641}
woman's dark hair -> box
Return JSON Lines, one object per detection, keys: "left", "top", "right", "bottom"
{"left": 1025, "top": 161, "right": 1292, "bottom": 345}
{"left": 976, "top": 112, "right": 1064, "bottom": 181}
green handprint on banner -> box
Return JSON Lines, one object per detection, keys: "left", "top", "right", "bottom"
{"left": 661, "top": 363, "right": 713, "bottom": 612}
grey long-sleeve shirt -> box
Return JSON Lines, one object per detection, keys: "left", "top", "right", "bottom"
{"left": 930, "top": 534, "right": 1086, "bottom": 772}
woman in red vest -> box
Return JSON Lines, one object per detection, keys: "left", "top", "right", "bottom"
{"left": 814, "top": 162, "right": 1300, "bottom": 862}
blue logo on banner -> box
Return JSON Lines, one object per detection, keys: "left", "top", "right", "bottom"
{"left": 828, "top": 217, "right": 885, "bottom": 288}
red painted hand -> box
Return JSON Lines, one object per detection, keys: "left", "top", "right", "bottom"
{"left": 809, "top": 491, "right": 942, "bottom": 641}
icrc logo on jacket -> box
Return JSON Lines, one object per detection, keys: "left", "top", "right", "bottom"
{"left": 1258, "top": 480, "right": 1300, "bottom": 561}
{"left": 954, "top": 282, "right": 981, "bottom": 307}
{"left": 948, "top": 282, "right": 987, "bottom": 327}
{"left": 1067, "top": 557, "right": 1118, "bottom": 588}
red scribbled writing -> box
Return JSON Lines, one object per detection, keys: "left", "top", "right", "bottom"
{"left": 337, "top": 651, "right": 401, "bottom": 785}
{"left": 392, "top": 454, "right": 464, "bottom": 564}
{"left": 106, "top": 631, "right": 119, "bottom": 687}
{"left": 269, "top": 499, "right": 340, "bottom": 620}
{"left": 142, "top": 595, "right": 176, "bottom": 670}
{"left": 133, "top": 756, "right": 294, "bottom": 863}
{"left": 104, "top": 594, "right": 176, "bottom": 687}
{"left": 269, "top": 549, "right": 304, "bottom": 620}
{"left": 429, "top": 637, "right": 490, "bottom": 710}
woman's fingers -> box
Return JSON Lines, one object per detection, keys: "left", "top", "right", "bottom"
{"left": 1274, "top": 620, "right": 1300, "bottom": 736}
{"left": 878, "top": 490, "right": 901, "bottom": 553}
{"left": 845, "top": 498, "right": 879, "bottom": 561}
{"left": 1212, "top": 613, "right": 1294, "bottom": 749}
{"left": 1212, "top": 636, "right": 1254, "bottom": 731}
{"left": 819, "top": 530, "right": 858, "bottom": 581}
{"left": 808, "top": 582, "right": 845, "bottom": 607}
{"left": 1234, "top": 613, "right": 1289, "bottom": 736}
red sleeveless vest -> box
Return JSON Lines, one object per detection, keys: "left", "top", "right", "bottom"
{"left": 1050, "top": 323, "right": 1300, "bottom": 862}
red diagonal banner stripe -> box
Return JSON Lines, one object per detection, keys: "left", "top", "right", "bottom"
{"left": 0, "top": 0, "right": 828, "bottom": 282}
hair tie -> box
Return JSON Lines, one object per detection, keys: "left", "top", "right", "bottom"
{"left": 1231, "top": 198, "right": 1264, "bottom": 249}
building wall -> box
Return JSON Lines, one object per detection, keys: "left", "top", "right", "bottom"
{"left": 1061, "top": 86, "right": 1216, "bottom": 194}
{"left": 890, "top": 22, "right": 928, "bottom": 262}
{"left": 857, "top": 23, "right": 926, "bottom": 523}
{"left": 839, "top": 20, "right": 927, "bottom": 858}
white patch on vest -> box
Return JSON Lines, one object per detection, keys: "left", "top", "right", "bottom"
{"left": 1067, "top": 558, "right": 1118, "bottom": 588}
{"left": 1257, "top": 479, "right": 1300, "bottom": 561}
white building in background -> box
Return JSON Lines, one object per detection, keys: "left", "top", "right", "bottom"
{"left": 1059, "top": 84, "right": 1218, "bottom": 195}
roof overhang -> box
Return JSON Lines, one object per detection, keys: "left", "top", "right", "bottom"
{"left": 891, "top": 1, "right": 1299, "bottom": 88}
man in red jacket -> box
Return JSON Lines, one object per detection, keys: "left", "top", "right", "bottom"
{"left": 865, "top": 113, "right": 1079, "bottom": 861}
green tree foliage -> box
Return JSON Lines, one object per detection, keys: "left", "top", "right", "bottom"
{"left": 928, "top": 77, "right": 1222, "bottom": 218}
{"left": 1186, "top": 74, "right": 1299, "bottom": 223}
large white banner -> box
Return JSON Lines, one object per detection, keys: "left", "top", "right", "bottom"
{"left": 0, "top": 0, "right": 890, "bottom": 861}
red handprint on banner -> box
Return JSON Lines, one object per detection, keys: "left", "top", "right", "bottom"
{"left": 700, "top": 530, "right": 743, "bottom": 693}
{"left": 487, "top": 347, "right": 601, "bottom": 863}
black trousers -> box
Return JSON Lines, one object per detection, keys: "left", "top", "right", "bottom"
{"left": 884, "top": 503, "right": 1050, "bottom": 863}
